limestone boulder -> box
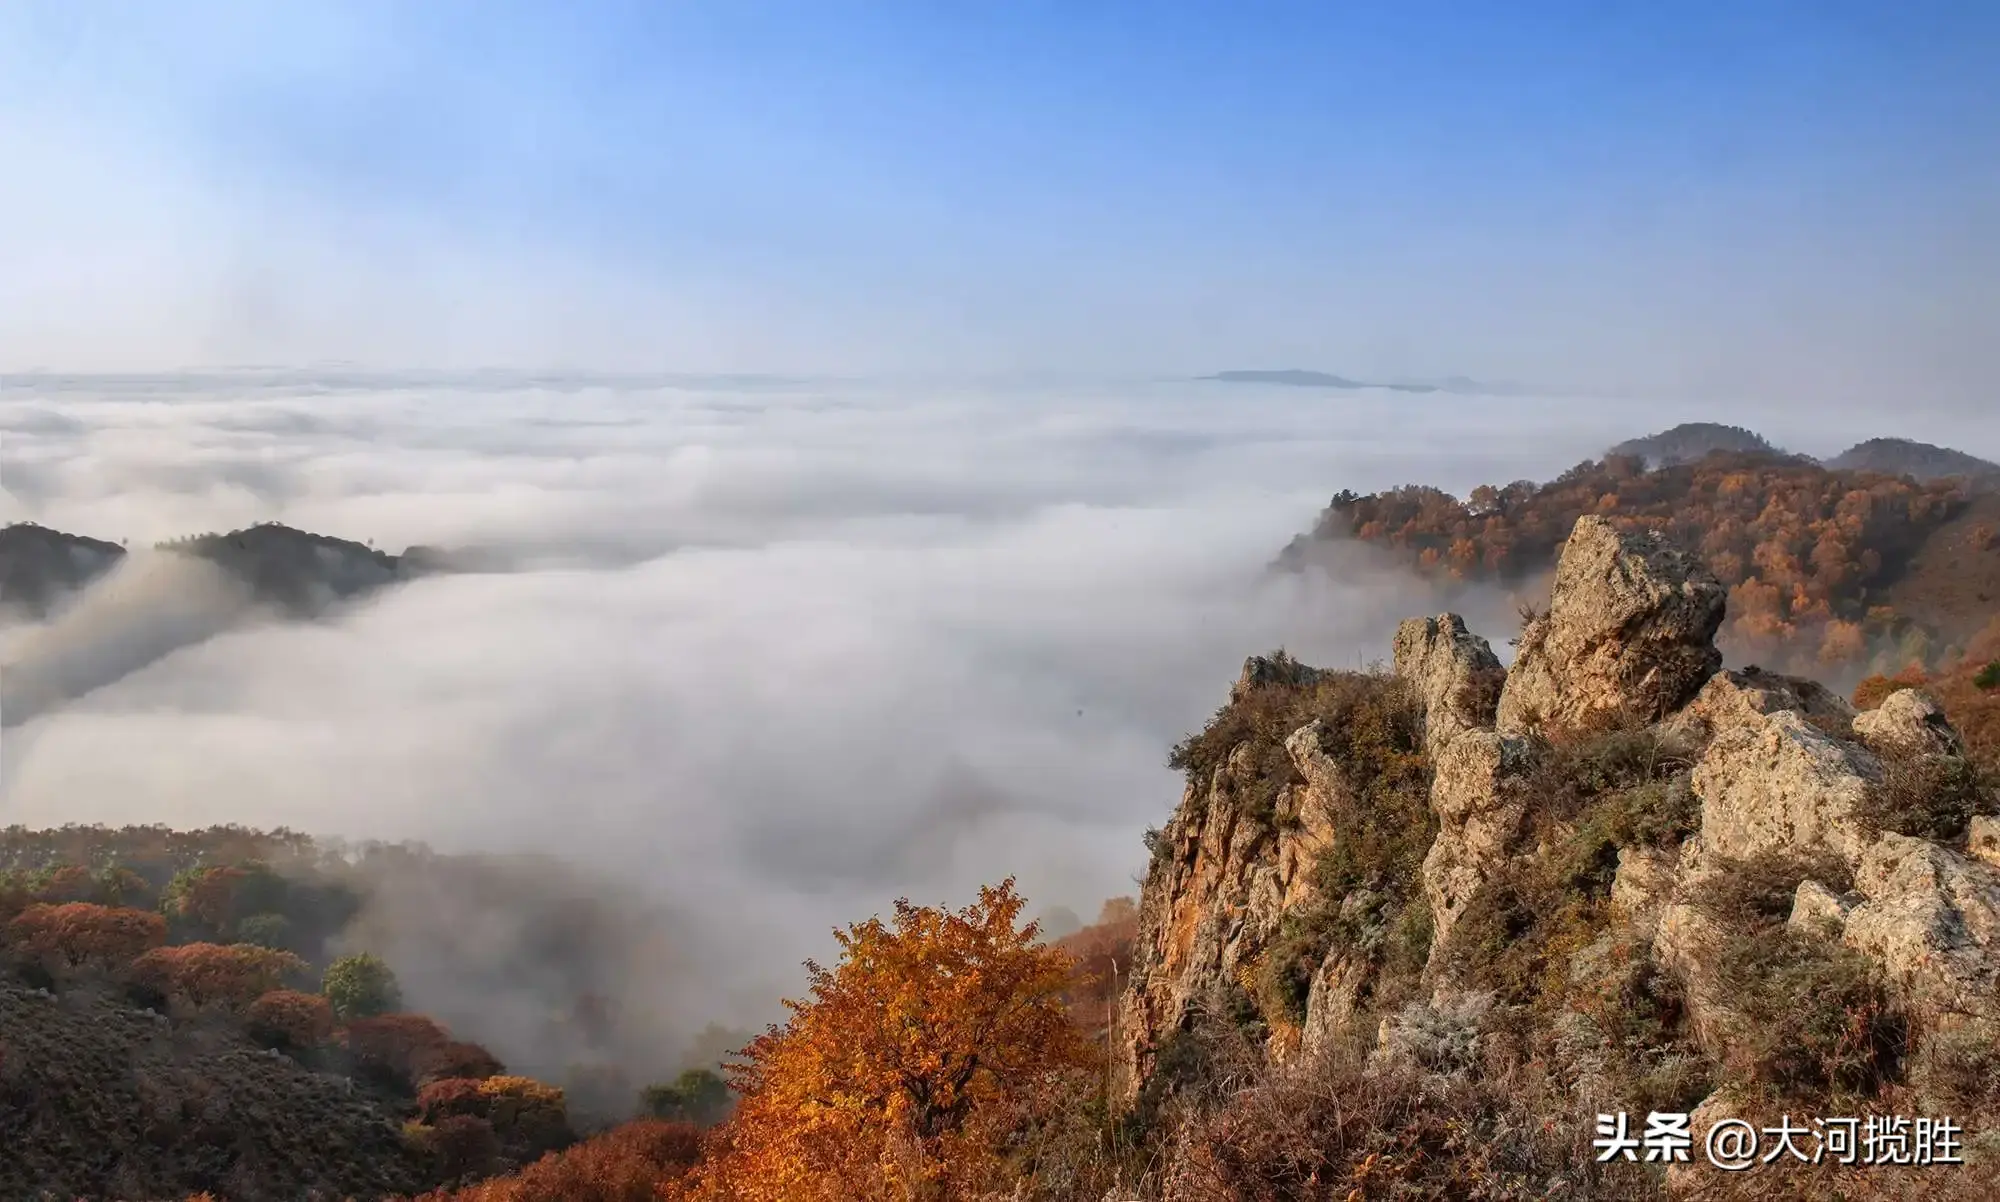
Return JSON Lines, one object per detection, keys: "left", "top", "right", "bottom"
{"left": 1392, "top": 613, "right": 1506, "bottom": 760}
{"left": 1497, "top": 515, "right": 1726, "bottom": 734}
{"left": 1665, "top": 666, "right": 1855, "bottom": 745}
{"left": 1839, "top": 834, "right": 2000, "bottom": 1028}
{"left": 1420, "top": 730, "right": 1534, "bottom": 959}
{"left": 1852, "top": 688, "right": 1966, "bottom": 758}
{"left": 1688, "top": 708, "right": 1880, "bottom": 867}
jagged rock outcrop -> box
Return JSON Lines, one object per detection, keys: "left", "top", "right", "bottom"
{"left": 1852, "top": 688, "right": 1966, "bottom": 758}
{"left": 1497, "top": 515, "right": 1725, "bottom": 734}
{"left": 1828, "top": 835, "right": 2000, "bottom": 1029}
{"left": 1419, "top": 730, "right": 1532, "bottom": 958}
{"left": 1392, "top": 614, "right": 1505, "bottom": 760}
{"left": 1115, "top": 665, "right": 1353, "bottom": 1099}
{"left": 1663, "top": 665, "right": 1854, "bottom": 745}
{"left": 1392, "top": 613, "right": 1528, "bottom": 968}
{"left": 1787, "top": 878, "right": 1854, "bottom": 934}
{"left": 1686, "top": 707, "right": 1879, "bottom": 866}
{"left": 1654, "top": 695, "right": 1883, "bottom": 1049}
{"left": 1297, "top": 941, "right": 1374, "bottom": 1055}
{"left": 1971, "top": 816, "right": 2000, "bottom": 871}
{"left": 1610, "top": 844, "right": 1680, "bottom": 936}
{"left": 1231, "top": 651, "right": 1324, "bottom": 701}
{"left": 1651, "top": 866, "right": 1743, "bottom": 1051}
{"left": 1116, "top": 511, "right": 2000, "bottom": 1173}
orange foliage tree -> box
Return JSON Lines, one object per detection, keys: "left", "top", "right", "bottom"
{"left": 162, "top": 864, "right": 253, "bottom": 932}
{"left": 0, "top": 875, "right": 32, "bottom": 925}
{"left": 4, "top": 902, "right": 166, "bottom": 974}
{"left": 342, "top": 1014, "right": 509, "bottom": 1090}
{"left": 694, "top": 879, "right": 1093, "bottom": 1201}
{"left": 128, "top": 942, "right": 306, "bottom": 1008}
{"left": 30, "top": 864, "right": 97, "bottom": 903}
{"left": 161, "top": 861, "right": 290, "bottom": 938}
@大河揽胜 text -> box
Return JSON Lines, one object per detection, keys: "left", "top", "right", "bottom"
{"left": 1593, "top": 1111, "right": 1966, "bottom": 1169}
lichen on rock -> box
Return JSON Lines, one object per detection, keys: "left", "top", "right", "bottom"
{"left": 1392, "top": 613, "right": 1506, "bottom": 760}
{"left": 1497, "top": 515, "right": 1726, "bottom": 735}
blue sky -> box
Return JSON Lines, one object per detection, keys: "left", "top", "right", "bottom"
{"left": 1, "top": 1, "right": 1993, "bottom": 403}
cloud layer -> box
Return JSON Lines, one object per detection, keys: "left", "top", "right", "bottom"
{"left": 5, "top": 372, "right": 1994, "bottom": 1061}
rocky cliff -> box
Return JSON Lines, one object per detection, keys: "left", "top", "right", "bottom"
{"left": 1117, "top": 513, "right": 2000, "bottom": 1187}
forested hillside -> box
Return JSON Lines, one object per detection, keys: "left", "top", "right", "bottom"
{"left": 0, "top": 826, "right": 740, "bottom": 1201}
{"left": 1278, "top": 447, "right": 1997, "bottom": 685}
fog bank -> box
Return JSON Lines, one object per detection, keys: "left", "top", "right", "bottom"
{"left": 7, "top": 371, "right": 1986, "bottom": 1064}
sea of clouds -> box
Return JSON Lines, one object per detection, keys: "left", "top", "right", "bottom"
{"left": 2, "top": 370, "right": 1990, "bottom": 1069}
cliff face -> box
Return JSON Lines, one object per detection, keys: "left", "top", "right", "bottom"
{"left": 1117, "top": 513, "right": 2000, "bottom": 1175}
{"left": 1116, "top": 657, "right": 1438, "bottom": 1099}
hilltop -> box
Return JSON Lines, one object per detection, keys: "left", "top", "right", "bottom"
{"left": 1606, "top": 422, "right": 1785, "bottom": 467}
{"left": 1599, "top": 425, "right": 2000, "bottom": 483}
{"left": 1277, "top": 434, "right": 2000, "bottom": 683}
{"left": 1829, "top": 438, "right": 2000, "bottom": 483}
{"left": 1, "top": 980, "right": 431, "bottom": 1201}
{"left": 0, "top": 523, "right": 125, "bottom": 619}
{"left": 152, "top": 524, "right": 418, "bottom": 618}
{"left": 1201, "top": 369, "right": 1438, "bottom": 393}
{"left": 0, "top": 522, "right": 465, "bottom": 622}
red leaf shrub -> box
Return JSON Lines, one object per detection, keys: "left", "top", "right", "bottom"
{"left": 398, "top": 1119, "right": 704, "bottom": 1201}
{"left": 128, "top": 942, "right": 306, "bottom": 1009}
{"left": 412, "top": 1073, "right": 575, "bottom": 1161}
{"left": 344, "top": 1013, "right": 453, "bottom": 1089}
{"left": 431, "top": 1113, "right": 503, "bottom": 1181}
{"left": 414, "top": 1039, "right": 507, "bottom": 1086}
{"left": 5, "top": 902, "right": 166, "bottom": 975}
{"left": 245, "top": 989, "right": 336, "bottom": 1050}
{"left": 418, "top": 1076, "right": 490, "bottom": 1124}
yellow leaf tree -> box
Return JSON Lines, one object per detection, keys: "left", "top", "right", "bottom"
{"left": 699, "top": 879, "right": 1093, "bottom": 1201}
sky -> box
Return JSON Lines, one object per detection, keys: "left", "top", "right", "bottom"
{"left": 2, "top": 1, "right": 1994, "bottom": 404}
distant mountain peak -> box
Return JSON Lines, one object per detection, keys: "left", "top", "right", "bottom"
{"left": 1605, "top": 423, "right": 1783, "bottom": 468}
{"left": 1201, "top": 369, "right": 1437, "bottom": 393}
{"left": 1828, "top": 438, "right": 2000, "bottom": 483}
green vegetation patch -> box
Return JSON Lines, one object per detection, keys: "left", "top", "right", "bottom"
{"left": 1697, "top": 851, "right": 1904, "bottom": 1100}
